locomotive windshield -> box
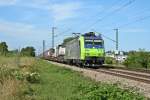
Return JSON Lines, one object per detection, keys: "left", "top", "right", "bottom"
{"left": 84, "top": 39, "right": 103, "bottom": 48}
{"left": 85, "top": 40, "right": 93, "bottom": 48}
{"left": 94, "top": 40, "right": 103, "bottom": 48}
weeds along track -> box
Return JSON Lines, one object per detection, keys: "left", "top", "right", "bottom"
{"left": 93, "top": 67, "right": 150, "bottom": 84}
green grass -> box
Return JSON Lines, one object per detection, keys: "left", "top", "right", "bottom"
{"left": 0, "top": 56, "right": 37, "bottom": 100}
{"left": 0, "top": 57, "right": 147, "bottom": 100}
{"left": 29, "top": 60, "right": 147, "bottom": 100}
{"left": 30, "top": 60, "right": 88, "bottom": 100}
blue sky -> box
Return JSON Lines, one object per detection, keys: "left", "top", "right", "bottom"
{"left": 0, "top": 0, "right": 150, "bottom": 54}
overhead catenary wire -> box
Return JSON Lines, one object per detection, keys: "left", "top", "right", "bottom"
{"left": 79, "top": 0, "right": 123, "bottom": 28}
{"left": 93, "top": 30, "right": 119, "bottom": 51}
{"left": 47, "top": 28, "right": 72, "bottom": 48}
{"left": 117, "top": 15, "right": 150, "bottom": 28}
{"left": 53, "top": 0, "right": 124, "bottom": 35}
{"left": 82, "top": 0, "right": 123, "bottom": 27}
{"left": 100, "top": 8, "right": 150, "bottom": 34}
{"left": 83, "top": 0, "right": 136, "bottom": 33}
{"left": 54, "top": 28, "right": 72, "bottom": 37}
{"left": 47, "top": 28, "right": 72, "bottom": 40}
{"left": 48, "top": 0, "right": 139, "bottom": 49}
{"left": 92, "top": 0, "right": 124, "bottom": 17}
{"left": 92, "top": 30, "right": 116, "bottom": 43}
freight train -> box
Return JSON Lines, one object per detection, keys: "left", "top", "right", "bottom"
{"left": 44, "top": 32, "right": 105, "bottom": 67}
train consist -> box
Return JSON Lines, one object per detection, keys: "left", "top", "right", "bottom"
{"left": 44, "top": 32, "right": 105, "bottom": 67}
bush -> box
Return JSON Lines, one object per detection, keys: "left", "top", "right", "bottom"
{"left": 105, "top": 57, "right": 115, "bottom": 64}
{"left": 13, "top": 70, "right": 24, "bottom": 80}
{"left": 72, "top": 83, "right": 145, "bottom": 100}
{"left": 124, "top": 50, "right": 150, "bottom": 69}
{"left": 25, "top": 72, "right": 40, "bottom": 83}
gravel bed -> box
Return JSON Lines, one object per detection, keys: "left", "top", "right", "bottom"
{"left": 49, "top": 61, "right": 150, "bottom": 98}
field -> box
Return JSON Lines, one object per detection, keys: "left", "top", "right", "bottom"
{"left": 0, "top": 57, "right": 147, "bottom": 100}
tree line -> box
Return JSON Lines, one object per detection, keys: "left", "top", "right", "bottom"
{"left": 0, "top": 42, "right": 35, "bottom": 57}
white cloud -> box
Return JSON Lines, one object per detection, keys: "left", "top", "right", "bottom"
{"left": 0, "top": 0, "right": 17, "bottom": 6}
{"left": 0, "top": 0, "right": 83, "bottom": 22}
{"left": 0, "top": 19, "right": 52, "bottom": 51}
{"left": 0, "top": 19, "right": 34, "bottom": 35}
{"left": 0, "top": 19, "right": 49, "bottom": 39}
{"left": 51, "top": 2, "right": 82, "bottom": 22}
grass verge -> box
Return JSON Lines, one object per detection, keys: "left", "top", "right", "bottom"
{"left": 30, "top": 60, "right": 147, "bottom": 100}
{"left": 0, "top": 57, "right": 147, "bottom": 100}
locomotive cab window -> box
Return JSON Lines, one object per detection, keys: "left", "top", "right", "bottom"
{"left": 84, "top": 40, "right": 93, "bottom": 48}
{"left": 93, "top": 40, "right": 103, "bottom": 48}
{"left": 84, "top": 39, "right": 103, "bottom": 48}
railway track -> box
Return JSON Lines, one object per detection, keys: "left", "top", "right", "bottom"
{"left": 102, "top": 65, "right": 150, "bottom": 74}
{"left": 48, "top": 60, "right": 150, "bottom": 84}
{"left": 92, "top": 68, "right": 150, "bottom": 84}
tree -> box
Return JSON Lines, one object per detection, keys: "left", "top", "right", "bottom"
{"left": 0, "top": 42, "right": 8, "bottom": 56}
{"left": 20, "top": 46, "right": 35, "bottom": 57}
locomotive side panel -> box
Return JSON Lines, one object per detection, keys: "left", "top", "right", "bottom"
{"left": 64, "top": 38, "right": 80, "bottom": 60}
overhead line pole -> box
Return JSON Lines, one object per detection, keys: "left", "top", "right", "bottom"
{"left": 114, "top": 28, "right": 119, "bottom": 64}
{"left": 43, "top": 40, "right": 45, "bottom": 58}
{"left": 52, "top": 27, "right": 56, "bottom": 49}
{"left": 114, "top": 28, "right": 119, "bottom": 51}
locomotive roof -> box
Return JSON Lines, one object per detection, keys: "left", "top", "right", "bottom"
{"left": 61, "top": 32, "right": 103, "bottom": 46}
{"left": 82, "top": 32, "right": 103, "bottom": 40}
